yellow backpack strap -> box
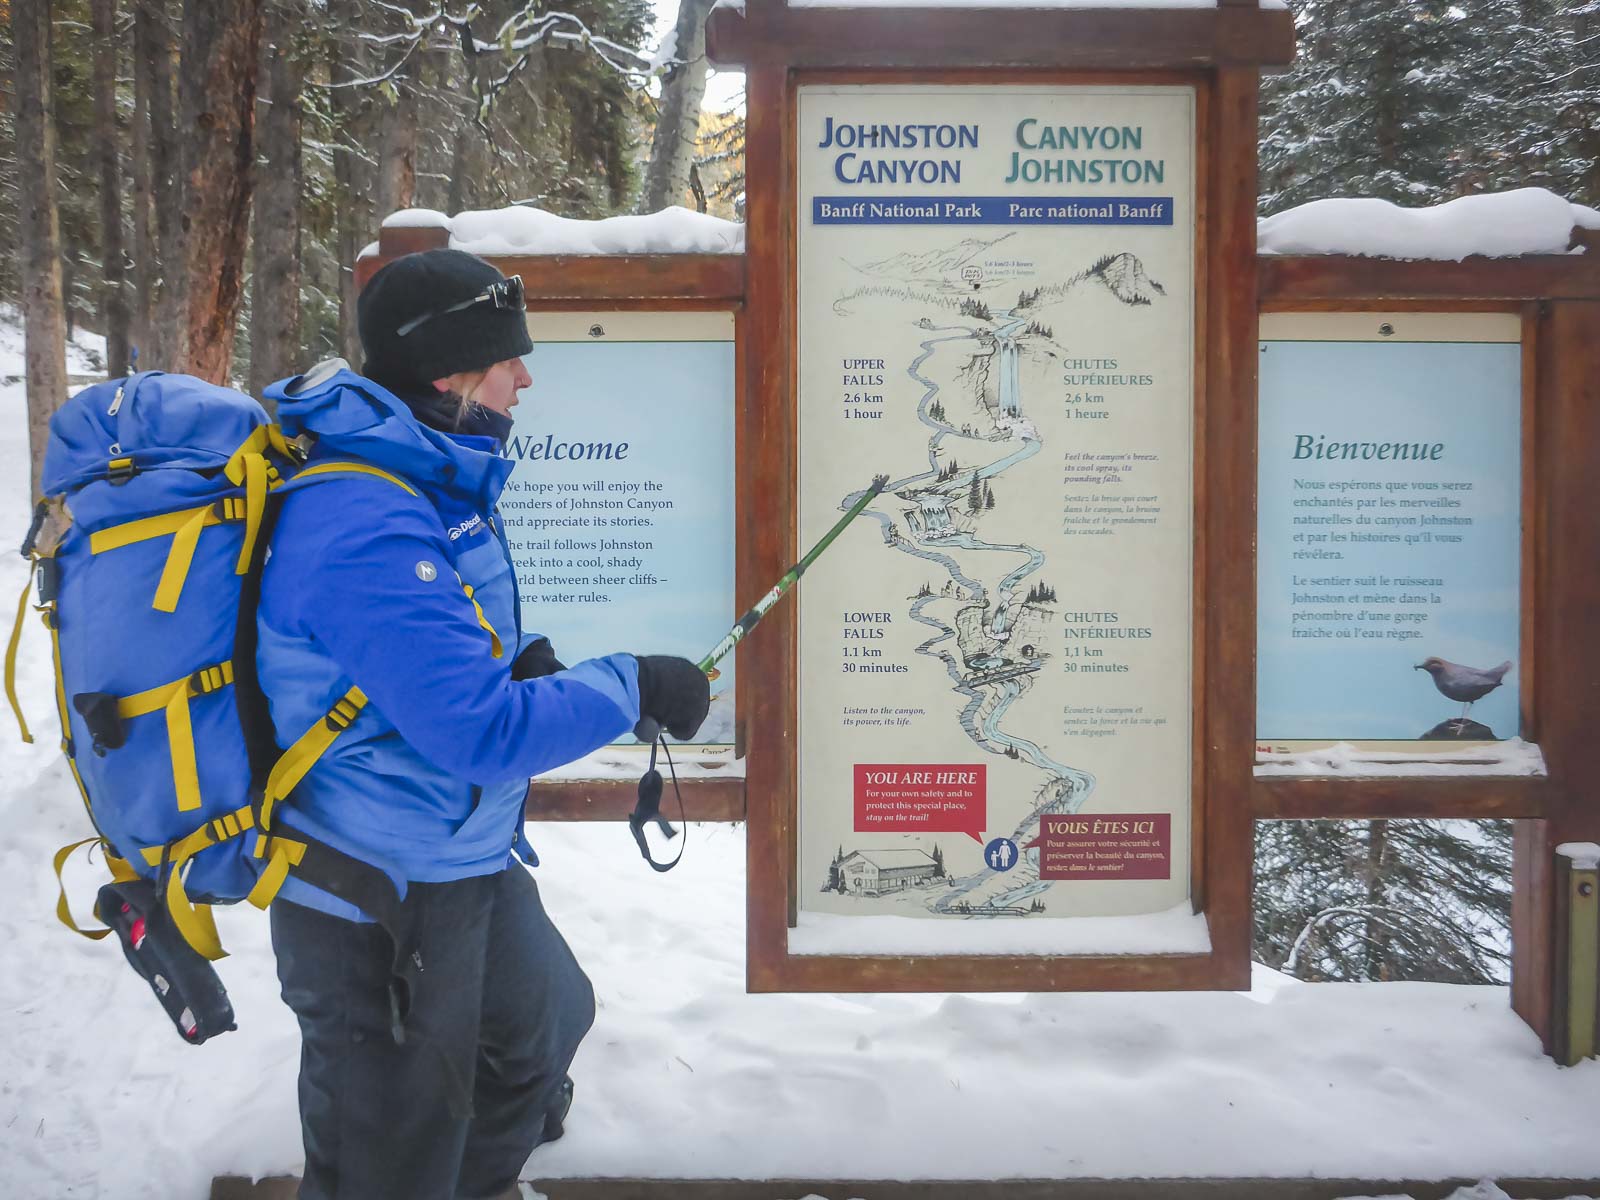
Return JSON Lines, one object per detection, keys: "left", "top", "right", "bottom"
{"left": 87, "top": 425, "right": 294, "bottom": 614}
{"left": 130, "top": 800, "right": 264, "bottom": 961}
{"left": 33, "top": 547, "right": 96, "bottom": 824}
{"left": 53, "top": 837, "right": 115, "bottom": 941}
{"left": 160, "top": 868, "right": 224, "bottom": 961}
{"left": 257, "top": 685, "right": 368, "bottom": 832}
{"left": 90, "top": 502, "right": 235, "bottom": 613}
{"left": 5, "top": 558, "right": 37, "bottom": 744}
{"left": 293, "top": 461, "right": 418, "bottom": 496}
{"left": 246, "top": 837, "right": 308, "bottom": 910}
{"left": 116, "top": 661, "right": 235, "bottom": 813}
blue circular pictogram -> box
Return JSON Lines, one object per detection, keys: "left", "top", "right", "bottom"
{"left": 983, "top": 837, "right": 1019, "bottom": 872}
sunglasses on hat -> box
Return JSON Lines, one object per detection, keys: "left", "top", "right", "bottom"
{"left": 395, "top": 274, "right": 525, "bottom": 337}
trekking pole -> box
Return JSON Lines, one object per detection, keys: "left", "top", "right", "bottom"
{"left": 634, "top": 472, "right": 891, "bottom": 743}
{"left": 629, "top": 474, "right": 891, "bottom": 867}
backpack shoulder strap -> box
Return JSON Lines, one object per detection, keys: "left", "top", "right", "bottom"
{"left": 290, "top": 460, "right": 418, "bottom": 496}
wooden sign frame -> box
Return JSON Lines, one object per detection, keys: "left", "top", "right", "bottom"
{"left": 1256, "top": 253, "right": 1600, "bottom": 1057}
{"left": 354, "top": 81, "right": 1600, "bottom": 1048}
{"left": 715, "top": 0, "right": 1294, "bottom": 992}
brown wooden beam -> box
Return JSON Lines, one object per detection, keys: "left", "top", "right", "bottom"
{"left": 739, "top": 59, "right": 797, "bottom": 990}
{"left": 753, "top": 950, "right": 1221, "bottom": 993}
{"left": 1199, "top": 68, "right": 1261, "bottom": 990}
{"left": 356, "top": 249, "right": 745, "bottom": 306}
{"left": 526, "top": 777, "right": 746, "bottom": 822}
{"left": 376, "top": 221, "right": 450, "bottom": 258}
{"left": 707, "top": 6, "right": 1295, "bottom": 70}
{"left": 1260, "top": 254, "right": 1600, "bottom": 303}
{"left": 1253, "top": 776, "right": 1554, "bottom": 821}
{"left": 1513, "top": 299, "right": 1600, "bottom": 1052}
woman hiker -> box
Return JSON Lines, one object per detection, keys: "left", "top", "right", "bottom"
{"left": 257, "top": 248, "right": 710, "bottom": 1200}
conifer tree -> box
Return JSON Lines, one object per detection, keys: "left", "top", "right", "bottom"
{"left": 1261, "top": 0, "right": 1471, "bottom": 212}
{"left": 1255, "top": 819, "right": 1512, "bottom": 983}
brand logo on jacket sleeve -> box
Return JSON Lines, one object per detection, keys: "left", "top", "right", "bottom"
{"left": 446, "top": 513, "right": 487, "bottom": 541}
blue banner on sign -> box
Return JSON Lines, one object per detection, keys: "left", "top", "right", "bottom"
{"left": 811, "top": 196, "right": 1174, "bottom": 225}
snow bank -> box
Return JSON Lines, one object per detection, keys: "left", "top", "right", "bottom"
{"left": 1255, "top": 737, "right": 1548, "bottom": 778}
{"left": 1258, "top": 188, "right": 1595, "bottom": 261}
{"left": 541, "top": 741, "right": 745, "bottom": 780}
{"left": 1339, "top": 1186, "right": 1598, "bottom": 1200}
{"left": 377, "top": 205, "right": 744, "bottom": 256}
{"left": 0, "top": 302, "right": 110, "bottom": 379}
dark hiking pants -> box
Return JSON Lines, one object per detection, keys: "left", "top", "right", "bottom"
{"left": 271, "top": 866, "right": 595, "bottom": 1200}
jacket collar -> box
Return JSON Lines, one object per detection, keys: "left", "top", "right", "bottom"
{"left": 265, "top": 364, "right": 512, "bottom": 511}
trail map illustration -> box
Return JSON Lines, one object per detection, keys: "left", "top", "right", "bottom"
{"left": 797, "top": 85, "right": 1197, "bottom": 934}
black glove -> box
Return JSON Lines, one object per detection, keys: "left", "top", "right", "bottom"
{"left": 634, "top": 655, "right": 710, "bottom": 741}
{"left": 511, "top": 638, "right": 566, "bottom": 680}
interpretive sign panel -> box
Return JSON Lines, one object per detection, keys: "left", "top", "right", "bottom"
{"left": 795, "top": 84, "right": 1197, "bottom": 940}
{"left": 504, "top": 311, "right": 737, "bottom": 747}
{"left": 1256, "top": 312, "right": 1522, "bottom": 750}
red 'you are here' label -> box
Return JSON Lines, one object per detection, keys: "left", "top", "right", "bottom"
{"left": 853, "top": 764, "right": 986, "bottom": 843}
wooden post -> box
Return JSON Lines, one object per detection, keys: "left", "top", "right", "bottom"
{"left": 1513, "top": 299, "right": 1600, "bottom": 1054}
{"left": 1202, "top": 66, "right": 1261, "bottom": 985}
{"left": 1551, "top": 844, "right": 1600, "bottom": 1065}
{"left": 738, "top": 6, "right": 799, "bottom": 984}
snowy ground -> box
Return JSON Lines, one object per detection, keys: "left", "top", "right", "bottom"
{"left": 3, "top": 362, "right": 1599, "bottom": 1199}
{"left": 0, "top": 304, "right": 107, "bottom": 380}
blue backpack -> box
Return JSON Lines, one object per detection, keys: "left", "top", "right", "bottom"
{"left": 5, "top": 371, "right": 407, "bottom": 1042}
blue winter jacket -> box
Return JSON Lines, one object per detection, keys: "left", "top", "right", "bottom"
{"left": 257, "top": 367, "right": 641, "bottom": 920}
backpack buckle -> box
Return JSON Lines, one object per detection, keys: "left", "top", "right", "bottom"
{"left": 106, "top": 457, "right": 139, "bottom": 485}
{"left": 188, "top": 664, "right": 232, "bottom": 696}
{"left": 209, "top": 497, "right": 248, "bottom": 523}
{"left": 324, "top": 701, "right": 359, "bottom": 733}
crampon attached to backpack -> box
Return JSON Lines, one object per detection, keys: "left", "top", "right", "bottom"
{"left": 97, "top": 878, "right": 236, "bottom": 1044}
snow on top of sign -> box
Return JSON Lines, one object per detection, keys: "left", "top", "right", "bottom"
{"left": 790, "top": 901, "right": 1212, "bottom": 956}
{"left": 1254, "top": 737, "right": 1548, "bottom": 779}
{"left": 711, "top": 0, "right": 1293, "bottom": 11}
{"left": 381, "top": 207, "right": 451, "bottom": 228}
{"left": 1557, "top": 842, "right": 1600, "bottom": 870}
{"left": 780, "top": 0, "right": 1289, "bottom": 9}
{"left": 375, "top": 205, "right": 744, "bottom": 256}
{"left": 1257, "top": 188, "right": 1594, "bottom": 261}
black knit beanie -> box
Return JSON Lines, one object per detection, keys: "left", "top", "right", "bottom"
{"left": 357, "top": 248, "right": 533, "bottom": 394}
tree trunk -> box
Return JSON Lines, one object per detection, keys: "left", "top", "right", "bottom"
{"left": 131, "top": 0, "right": 157, "bottom": 362}
{"left": 12, "top": 0, "right": 70, "bottom": 501}
{"left": 640, "top": 0, "right": 715, "bottom": 214}
{"left": 1363, "top": 819, "right": 1392, "bottom": 981}
{"left": 175, "top": 0, "right": 264, "bottom": 383}
{"left": 328, "top": 0, "right": 370, "bottom": 365}
{"left": 93, "top": 0, "right": 132, "bottom": 377}
{"left": 248, "top": 0, "right": 306, "bottom": 401}
{"left": 374, "top": 67, "right": 418, "bottom": 219}
{"left": 138, "top": 0, "right": 181, "bottom": 368}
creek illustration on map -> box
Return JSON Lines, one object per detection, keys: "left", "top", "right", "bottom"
{"left": 818, "top": 232, "right": 1167, "bottom": 917}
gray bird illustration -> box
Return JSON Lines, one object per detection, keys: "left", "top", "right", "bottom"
{"left": 1414, "top": 657, "right": 1513, "bottom": 727}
